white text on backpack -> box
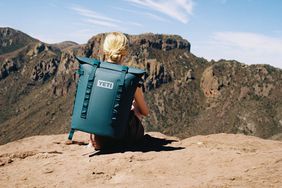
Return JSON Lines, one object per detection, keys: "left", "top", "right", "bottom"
{"left": 97, "top": 80, "right": 114, "bottom": 89}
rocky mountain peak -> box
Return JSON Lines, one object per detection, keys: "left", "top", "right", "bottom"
{"left": 82, "top": 33, "right": 190, "bottom": 59}
{"left": 0, "top": 27, "right": 37, "bottom": 55}
{"left": 130, "top": 33, "right": 191, "bottom": 51}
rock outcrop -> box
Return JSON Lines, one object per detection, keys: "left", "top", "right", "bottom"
{"left": 31, "top": 58, "right": 59, "bottom": 82}
{"left": 0, "top": 59, "right": 20, "bottom": 80}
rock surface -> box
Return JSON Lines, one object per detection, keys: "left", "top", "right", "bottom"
{"left": 0, "top": 132, "right": 281, "bottom": 187}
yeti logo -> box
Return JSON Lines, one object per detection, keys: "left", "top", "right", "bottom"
{"left": 97, "top": 80, "right": 114, "bottom": 89}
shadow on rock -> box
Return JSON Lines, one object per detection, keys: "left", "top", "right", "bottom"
{"left": 89, "top": 134, "right": 185, "bottom": 157}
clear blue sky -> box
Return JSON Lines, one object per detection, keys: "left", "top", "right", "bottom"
{"left": 0, "top": 0, "right": 282, "bottom": 68}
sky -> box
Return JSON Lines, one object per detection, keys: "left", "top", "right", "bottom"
{"left": 0, "top": 0, "right": 282, "bottom": 69}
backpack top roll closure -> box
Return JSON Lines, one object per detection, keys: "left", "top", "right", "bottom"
{"left": 75, "top": 56, "right": 145, "bottom": 76}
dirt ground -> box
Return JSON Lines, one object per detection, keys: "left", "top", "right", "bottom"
{"left": 1, "top": 132, "right": 282, "bottom": 188}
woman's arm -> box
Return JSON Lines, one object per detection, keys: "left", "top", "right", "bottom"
{"left": 134, "top": 87, "right": 149, "bottom": 116}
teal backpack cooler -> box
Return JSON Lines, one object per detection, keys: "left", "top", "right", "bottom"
{"left": 68, "top": 57, "right": 145, "bottom": 140}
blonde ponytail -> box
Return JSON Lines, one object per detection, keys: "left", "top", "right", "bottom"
{"left": 103, "top": 32, "right": 128, "bottom": 63}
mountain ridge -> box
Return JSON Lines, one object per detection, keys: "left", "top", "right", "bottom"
{"left": 0, "top": 27, "right": 281, "bottom": 145}
{"left": 0, "top": 27, "right": 38, "bottom": 55}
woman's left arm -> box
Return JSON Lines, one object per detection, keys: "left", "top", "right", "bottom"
{"left": 134, "top": 87, "right": 149, "bottom": 116}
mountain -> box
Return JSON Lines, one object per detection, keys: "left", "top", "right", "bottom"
{"left": 0, "top": 28, "right": 282, "bottom": 145}
{"left": 50, "top": 41, "right": 79, "bottom": 50}
{"left": 0, "top": 27, "right": 38, "bottom": 55}
{"left": 0, "top": 132, "right": 281, "bottom": 187}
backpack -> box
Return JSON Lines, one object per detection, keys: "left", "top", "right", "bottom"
{"left": 68, "top": 57, "right": 146, "bottom": 141}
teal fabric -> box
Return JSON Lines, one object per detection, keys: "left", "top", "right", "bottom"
{"left": 80, "top": 60, "right": 100, "bottom": 119}
{"left": 69, "top": 57, "right": 145, "bottom": 140}
{"left": 76, "top": 57, "right": 145, "bottom": 75}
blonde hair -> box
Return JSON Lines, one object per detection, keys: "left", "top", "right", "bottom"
{"left": 103, "top": 32, "right": 128, "bottom": 63}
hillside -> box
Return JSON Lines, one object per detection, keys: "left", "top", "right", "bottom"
{"left": 0, "top": 28, "right": 282, "bottom": 145}
{"left": 0, "top": 27, "right": 38, "bottom": 55}
{"left": 0, "top": 132, "right": 281, "bottom": 187}
{"left": 50, "top": 41, "right": 79, "bottom": 50}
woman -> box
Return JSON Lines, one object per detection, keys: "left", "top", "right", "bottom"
{"left": 90, "top": 32, "right": 149, "bottom": 150}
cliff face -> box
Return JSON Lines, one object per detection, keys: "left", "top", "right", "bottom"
{"left": 0, "top": 28, "right": 282, "bottom": 144}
